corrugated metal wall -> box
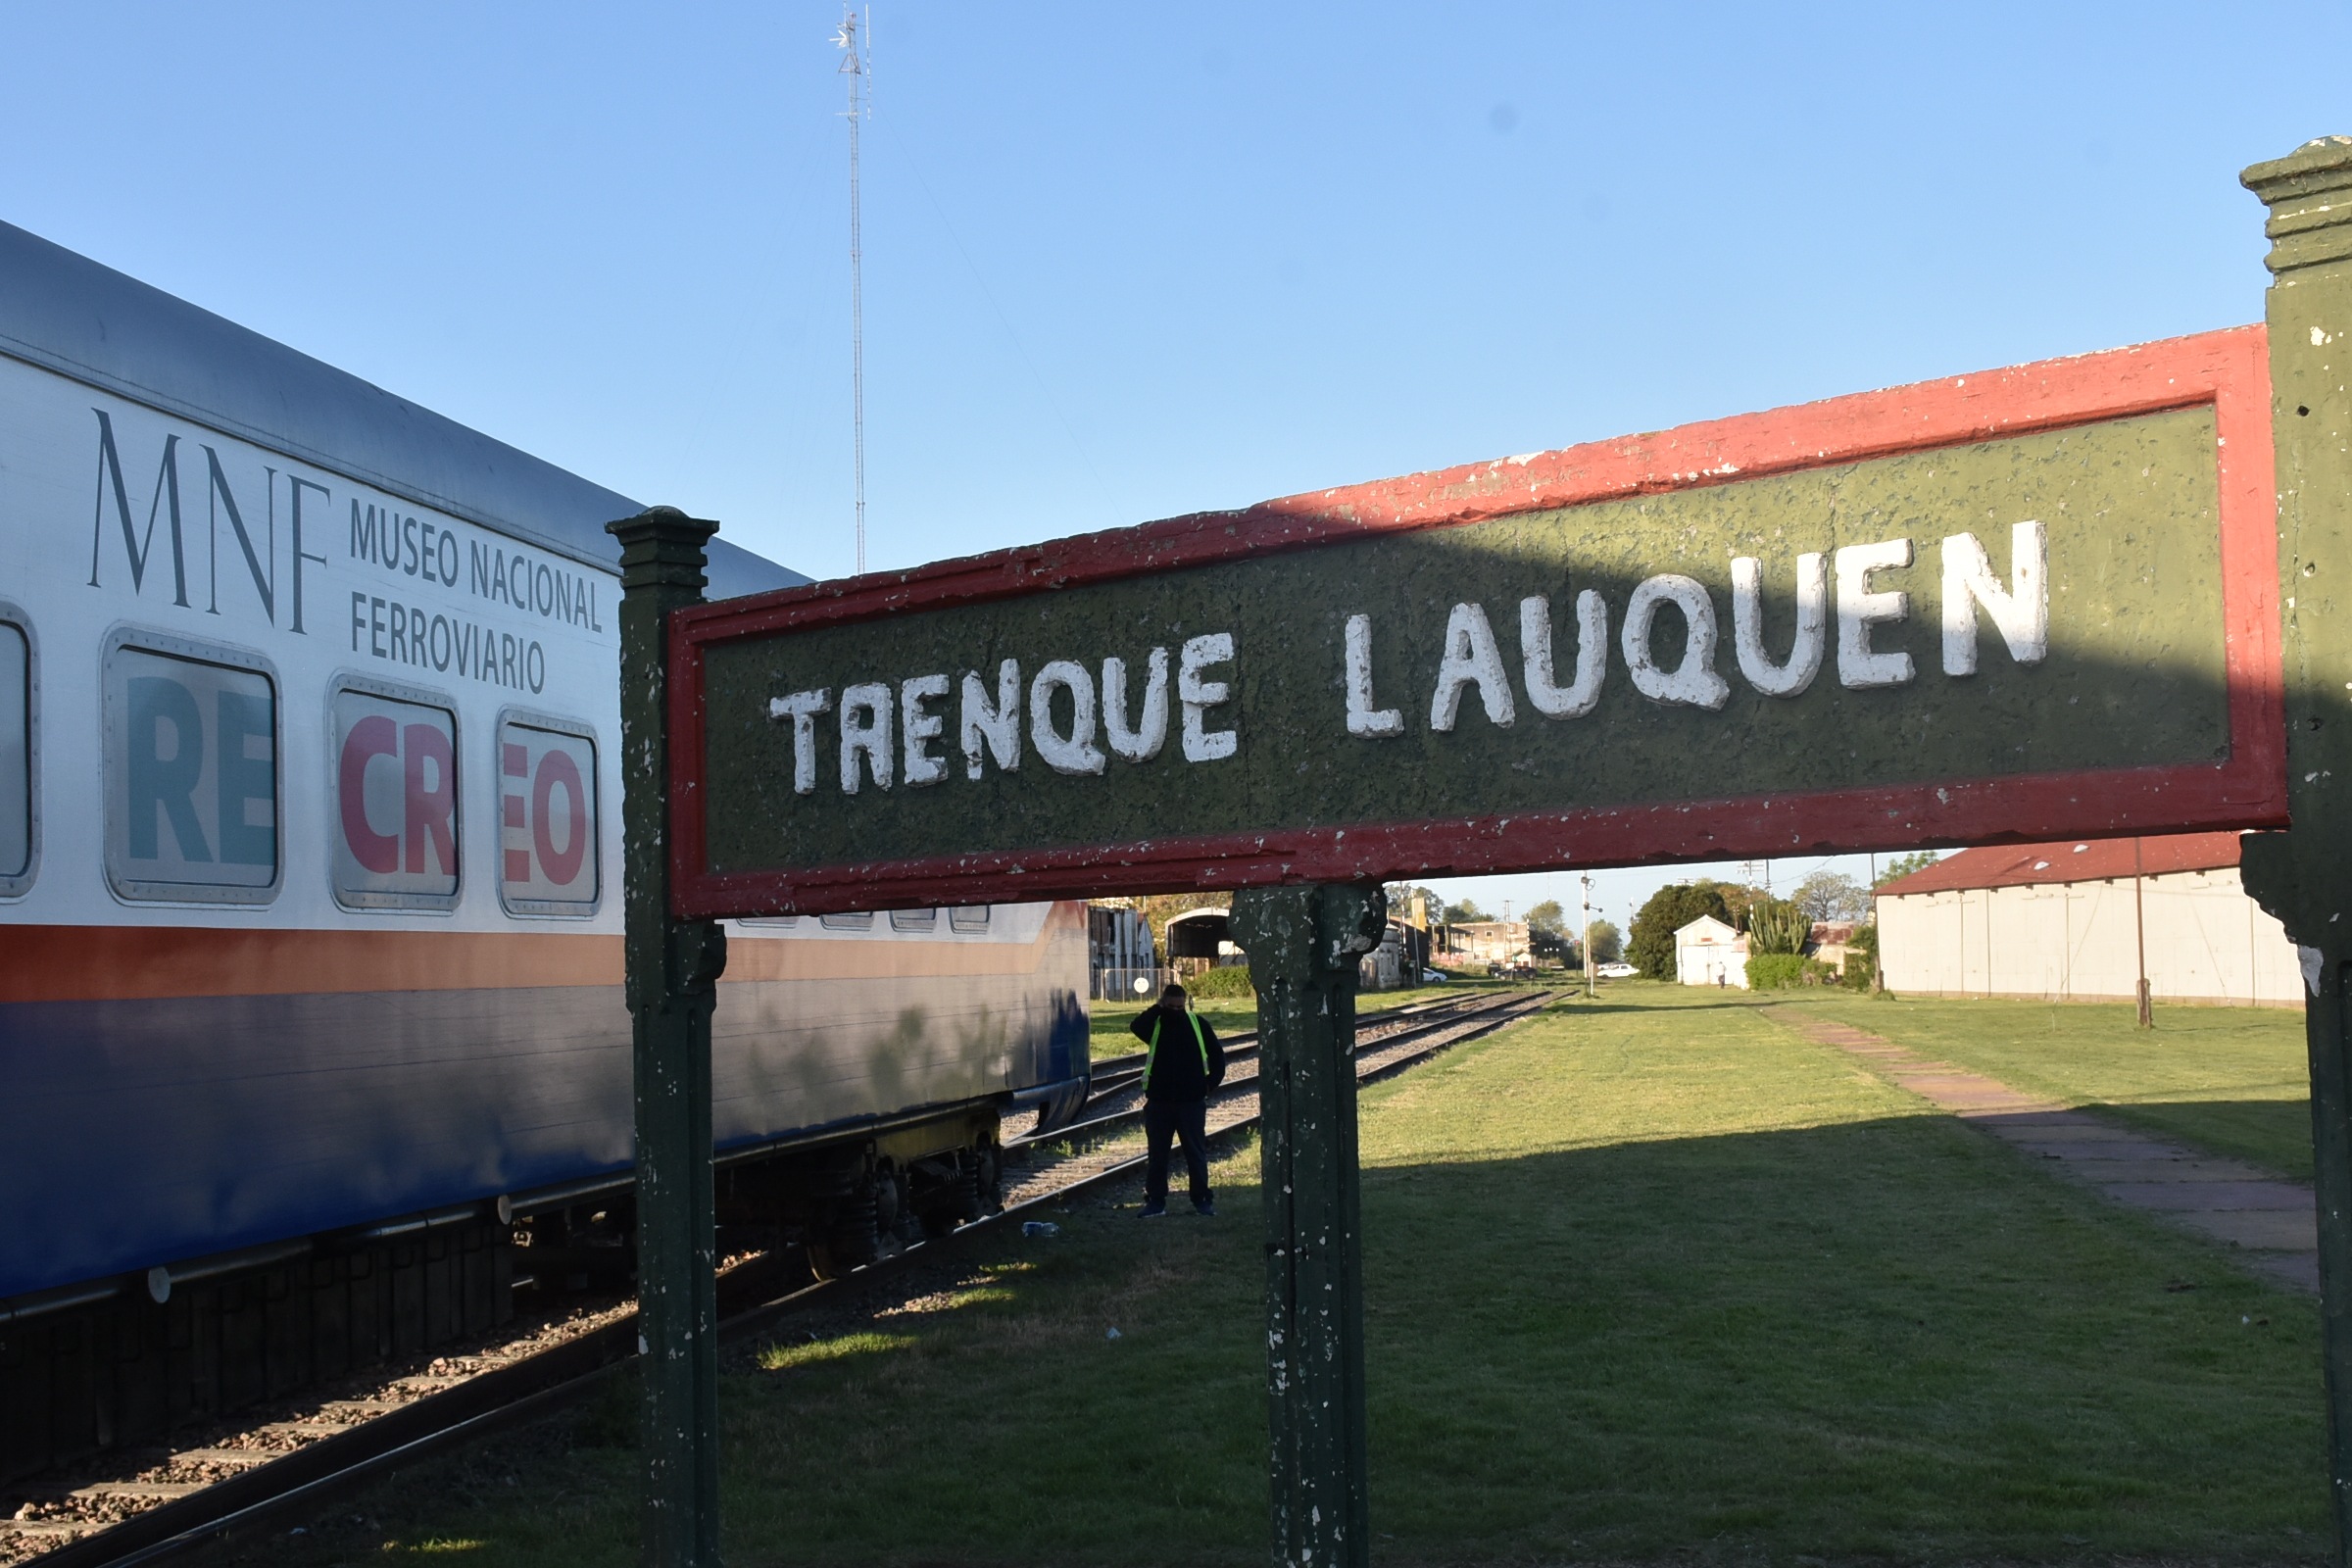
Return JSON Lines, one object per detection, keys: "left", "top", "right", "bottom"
{"left": 1878, "top": 867, "right": 2303, "bottom": 1005}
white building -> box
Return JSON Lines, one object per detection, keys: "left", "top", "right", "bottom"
{"left": 1676, "top": 914, "right": 1749, "bottom": 988}
{"left": 1443, "top": 919, "right": 1530, "bottom": 968}
{"left": 1876, "top": 833, "right": 2302, "bottom": 1007}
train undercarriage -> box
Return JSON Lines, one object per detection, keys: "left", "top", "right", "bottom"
{"left": 0, "top": 1101, "right": 1009, "bottom": 1485}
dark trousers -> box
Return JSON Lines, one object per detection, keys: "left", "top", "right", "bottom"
{"left": 1144, "top": 1097, "right": 1211, "bottom": 1209}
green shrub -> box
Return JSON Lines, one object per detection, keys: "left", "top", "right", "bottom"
{"left": 1182, "top": 963, "right": 1257, "bottom": 1000}
{"left": 1843, "top": 923, "right": 1881, "bottom": 990}
{"left": 1744, "top": 953, "right": 1806, "bottom": 990}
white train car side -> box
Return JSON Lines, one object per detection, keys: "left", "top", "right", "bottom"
{"left": 0, "top": 221, "right": 1088, "bottom": 1478}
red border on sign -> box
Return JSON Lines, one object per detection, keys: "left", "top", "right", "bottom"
{"left": 667, "top": 325, "right": 2282, "bottom": 918}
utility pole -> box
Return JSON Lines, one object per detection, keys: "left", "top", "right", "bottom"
{"left": 835, "top": 5, "right": 871, "bottom": 574}
{"left": 1868, "top": 852, "right": 1883, "bottom": 994}
{"left": 1579, "top": 872, "right": 1593, "bottom": 999}
{"left": 2132, "top": 836, "right": 2153, "bottom": 1027}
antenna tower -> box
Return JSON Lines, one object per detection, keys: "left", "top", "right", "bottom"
{"left": 835, "top": 5, "right": 871, "bottom": 573}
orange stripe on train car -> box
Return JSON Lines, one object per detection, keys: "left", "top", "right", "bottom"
{"left": 0, "top": 917, "right": 1076, "bottom": 1004}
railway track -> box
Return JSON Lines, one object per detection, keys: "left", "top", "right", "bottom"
{"left": 1074, "top": 990, "right": 1473, "bottom": 1102}
{"left": 1013, "top": 988, "right": 1515, "bottom": 1150}
{"left": 4, "top": 987, "right": 1551, "bottom": 1568}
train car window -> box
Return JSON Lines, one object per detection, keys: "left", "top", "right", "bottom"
{"left": 329, "top": 679, "right": 461, "bottom": 910}
{"left": 103, "top": 634, "right": 278, "bottom": 904}
{"left": 819, "top": 911, "right": 873, "bottom": 930}
{"left": 888, "top": 907, "right": 938, "bottom": 931}
{"left": 0, "top": 609, "right": 32, "bottom": 895}
{"left": 949, "top": 906, "right": 992, "bottom": 933}
{"left": 496, "top": 713, "right": 600, "bottom": 916}
{"left": 737, "top": 915, "right": 801, "bottom": 928}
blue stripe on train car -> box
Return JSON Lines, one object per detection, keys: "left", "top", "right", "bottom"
{"left": 0, "top": 970, "right": 1085, "bottom": 1301}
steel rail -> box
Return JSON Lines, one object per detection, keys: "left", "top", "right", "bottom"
{"left": 1080, "top": 989, "right": 1498, "bottom": 1099}
{"left": 1019, "top": 990, "right": 1543, "bottom": 1152}
{"left": 30, "top": 990, "right": 1553, "bottom": 1568}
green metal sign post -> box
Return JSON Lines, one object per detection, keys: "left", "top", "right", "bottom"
{"left": 2242, "top": 136, "right": 2352, "bottom": 1559}
{"left": 612, "top": 510, "right": 728, "bottom": 1568}
{"left": 1233, "top": 883, "right": 1387, "bottom": 1568}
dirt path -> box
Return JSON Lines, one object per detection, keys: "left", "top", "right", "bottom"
{"left": 1778, "top": 1009, "right": 2319, "bottom": 1294}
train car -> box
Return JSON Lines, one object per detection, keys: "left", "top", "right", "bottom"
{"left": 0, "top": 220, "right": 1088, "bottom": 1476}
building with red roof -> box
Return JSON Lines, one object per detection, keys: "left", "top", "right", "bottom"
{"left": 1874, "top": 832, "right": 2301, "bottom": 1007}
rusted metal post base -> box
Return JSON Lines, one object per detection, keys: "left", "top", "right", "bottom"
{"left": 610, "top": 509, "right": 729, "bottom": 1568}
{"left": 1232, "top": 883, "right": 1386, "bottom": 1568}
{"left": 2243, "top": 138, "right": 2352, "bottom": 1568}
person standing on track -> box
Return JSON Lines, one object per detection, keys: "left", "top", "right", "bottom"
{"left": 1128, "top": 982, "right": 1226, "bottom": 1217}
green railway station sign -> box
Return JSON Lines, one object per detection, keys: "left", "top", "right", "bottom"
{"left": 613, "top": 137, "right": 2352, "bottom": 1568}
{"left": 665, "top": 327, "right": 2281, "bottom": 918}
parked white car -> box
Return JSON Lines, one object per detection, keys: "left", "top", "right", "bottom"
{"left": 1594, "top": 961, "right": 1639, "bottom": 979}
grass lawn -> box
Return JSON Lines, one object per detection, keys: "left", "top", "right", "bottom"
{"left": 1785, "top": 990, "right": 2313, "bottom": 1182}
{"left": 1087, "top": 979, "right": 1512, "bottom": 1059}
{"left": 215, "top": 986, "right": 2327, "bottom": 1566}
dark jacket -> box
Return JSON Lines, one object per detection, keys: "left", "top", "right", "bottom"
{"left": 1128, "top": 1004, "right": 1226, "bottom": 1102}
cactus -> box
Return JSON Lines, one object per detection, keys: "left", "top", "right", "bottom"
{"left": 1746, "top": 897, "right": 1810, "bottom": 956}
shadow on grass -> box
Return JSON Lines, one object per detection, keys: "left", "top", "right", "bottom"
{"left": 206, "top": 1108, "right": 2328, "bottom": 1568}
{"left": 1355, "top": 1112, "right": 2324, "bottom": 1560}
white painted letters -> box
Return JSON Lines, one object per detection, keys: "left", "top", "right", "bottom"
{"left": 960, "top": 661, "right": 1020, "bottom": 781}
{"left": 767, "top": 688, "right": 832, "bottom": 796}
{"left": 839, "top": 682, "right": 894, "bottom": 793}
{"left": 1732, "top": 552, "right": 1827, "bottom": 698}
{"left": 1941, "top": 520, "right": 2047, "bottom": 675}
{"left": 1430, "top": 603, "right": 1517, "bottom": 731}
{"left": 1620, "top": 575, "right": 1730, "bottom": 710}
{"left": 1344, "top": 614, "right": 1403, "bottom": 738}
{"left": 1102, "top": 649, "right": 1171, "bottom": 762}
{"left": 1030, "top": 661, "right": 1107, "bottom": 776}
{"left": 1179, "top": 633, "right": 1238, "bottom": 762}
{"left": 900, "top": 673, "right": 950, "bottom": 786}
{"left": 1519, "top": 592, "right": 1606, "bottom": 719}
{"left": 1835, "top": 538, "right": 1914, "bottom": 689}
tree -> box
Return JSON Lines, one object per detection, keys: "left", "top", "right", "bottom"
{"left": 1587, "top": 920, "right": 1623, "bottom": 964}
{"left": 1628, "top": 881, "right": 1731, "bottom": 979}
{"left": 1874, "top": 851, "right": 1946, "bottom": 888}
{"left": 1792, "top": 869, "right": 1870, "bottom": 924}
{"left": 1443, "top": 899, "right": 1490, "bottom": 924}
{"left": 1524, "top": 899, "right": 1565, "bottom": 935}
{"left": 1718, "top": 882, "right": 1766, "bottom": 931}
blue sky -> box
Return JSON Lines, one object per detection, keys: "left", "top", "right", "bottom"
{"left": 5, "top": 2, "right": 2341, "bottom": 930}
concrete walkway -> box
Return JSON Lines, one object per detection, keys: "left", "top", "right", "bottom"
{"left": 1780, "top": 1010, "right": 2319, "bottom": 1294}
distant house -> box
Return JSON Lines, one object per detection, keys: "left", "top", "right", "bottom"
{"left": 1675, "top": 914, "right": 1748, "bottom": 988}
{"left": 1875, "top": 833, "right": 2300, "bottom": 1006}
{"left": 1808, "top": 921, "right": 1859, "bottom": 974}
